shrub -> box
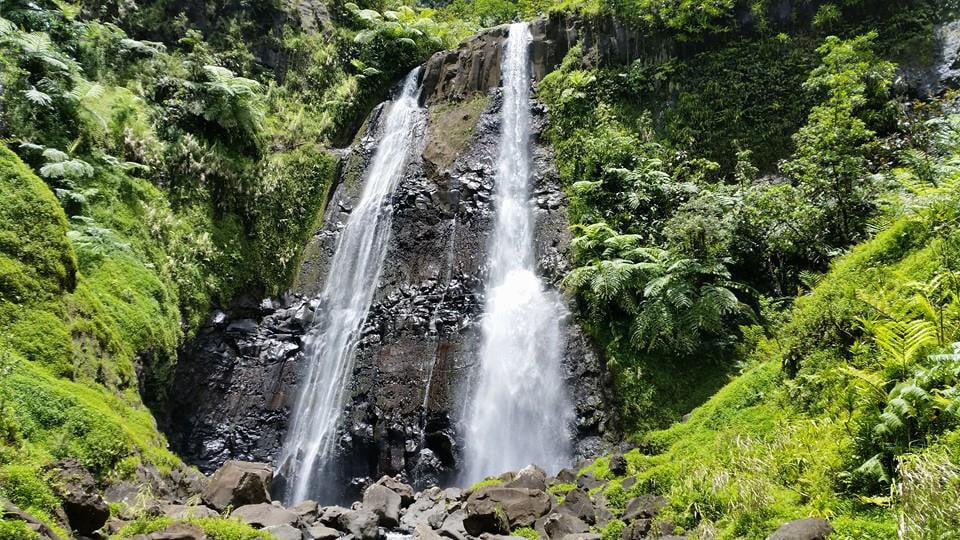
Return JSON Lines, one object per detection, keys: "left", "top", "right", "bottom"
{"left": 0, "top": 519, "right": 39, "bottom": 540}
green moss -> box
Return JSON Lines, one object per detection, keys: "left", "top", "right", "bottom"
{"left": 579, "top": 456, "right": 614, "bottom": 481}
{"left": 511, "top": 526, "right": 541, "bottom": 540}
{"left": 469, "top": 477, "right": 504, "bottom": 491}
{"left": 547, "top": 482, "right": 576, "bottom": 496}
{"left": 0, "top": 146, "right": 77, "bottom": 306}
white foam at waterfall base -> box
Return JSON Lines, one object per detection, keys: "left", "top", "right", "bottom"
{"left": 462, "top": 22, "right": 573, "bottom": 483}
{"left": 276, "top": 68, "right": 422, "bottom": 504}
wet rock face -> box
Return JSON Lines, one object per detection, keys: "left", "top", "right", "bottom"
{"left": 167, "top": 39, "right": 615, "bottom": 502}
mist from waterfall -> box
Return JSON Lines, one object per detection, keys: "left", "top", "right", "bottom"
{"left": 277, "top": 68, "right": 423, "bottom": 504}
{"left": 463, "top": 23, "right": 573, "bottom": 483}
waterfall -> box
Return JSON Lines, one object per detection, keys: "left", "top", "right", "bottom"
{"left": 278, "top": 68, "right": 423, "bottom": 504}
{"left": 462, "top": 23, "right": 573, "bottom": 483}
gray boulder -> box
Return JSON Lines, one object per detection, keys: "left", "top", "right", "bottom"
{"left": 363, "top": 484, "right": 402, "bottom": 527}
{"left": 620, "top": 519, "right": 651, "bottom": 540}
{"left": 766, "top": 518, "right": 833, "bottom": 540}
{"left": 622, "top": 495, "right": 666, "bottom": 522}
{"left": 594, "top": 507, "right": 614, "bottom": 527}
{"left": 439, "top": 509, "right": 470, "bottom": 540}
{"left": 557, "top": 489, "right": 595, "bottom": 525}
{"left": 576, "top": 474, "right": 603, "bottom": 491}
{"left": 291, "top": 500, "right": 320, "bottom": 523}
{"left": 337, "top": 508, "right": 380, "bottom": 540}
{"left": 374, "top": 476, "right": 415, "bottom": 507}
{"left": 132, "top": 523, "right": 207, "bottom": 540}
{"left": 306, "top": 524, "right": 341, "bottom": 540}
{"left": 266, "top": 524, "right": 305, "bottom": 540}
{"left": 555, "top": 469, "right": 577, "bottom": 484}
{"left": 48, "top": 459, "right": 110, "bottom": 536}
{"left": 562, "top": 535, "right": 600, "bottom": 540}
{"left": 401, "top": 487, "right": 456, "bottom": 530}
{"left": 232, "top": 503, "right": 298, "bottom": 528}
{"left": 543, "top": 512, "right": 589, "bottom": 540}
{"left": 414, "top": 523, "right": 445, "bottom": 540}
{"left": 160, "top": 504, "right": 219, "bottom": 519}
{"left": 608, "top": 455, "right": 628, "bottom": 476}
{"left": 319, "top": 505, "right": 351, "bottom": 527}
{"left": 464, "top": 487, "right": 552, "bottom": 535}
{"left": 505, "top": 465, "right": 548, "bottom": 491}
{"left": 201, "top": 461, "right": 273, "bottom": 511}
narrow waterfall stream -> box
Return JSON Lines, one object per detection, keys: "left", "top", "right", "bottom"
{"left": 277, "top": 69, "right": 423, "bottom": 504}
{"left": 463, "top": 23, "right": 573, "bottom": 483}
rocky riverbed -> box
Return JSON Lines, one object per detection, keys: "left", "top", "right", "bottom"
{"left": 2, "top": 457, "right": 836, "bottom": 540}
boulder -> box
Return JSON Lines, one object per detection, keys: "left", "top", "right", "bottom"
{"left": 464, "top": 487, "right": 552, "bottom": 535}
{"left": 622, "top": 495, "right": 666, "bottom": 522}
{"left": 554, "top": 469, "right": 577, "bottom": 484}
{"left": 542, "top": 512, "right": 589, "bottom": 540}
{"left": 557, "top": 489, "right": 595, "bottom": 525}
{"left": 562, "top": 535, "right": 600, "bottom": 540}
{"left": 414, "top": 523, "right": 445, "bottom": 540}
{"left": 575, "top": 474, "right": 603, "bottom": 491}
{"left": 337, "top": 508, "right": 380, "bottom": 540}
{"left": 319, "top": 505, "right": 351, "bottom": 527}
{"left": 363, "top": 484, "right": 401, "bottom": 527}
{"left": 48, "top": 459, "right": 110, "bottom": 536}
{"left": 766, "top": 518, "right": 834, "bottom": 540}
{"left": 439, "top": 509, "right": 470, "bottom": 540}
{"left": 291, "top": 500, "right": 320, "bottom": 523}
{"left": 201, "top": 461, "right": 273, "bottom": 511}
{"left": 648, "top": 520, "right": 680, "bottom": 537}
{"left": 161, "top": 504, "right": 219, "bottom": 519}
{"left": 401, "top": 488, "right": 455, "bottom": 529}
{"left": 504, "top": 465, "right": 548, "bottom": 491}
{"left": 106, "top": 519, "right": 130, "bottom": 535}
{"left": 266, "top": 524, "right": 305, "bottom": 540}
{"left": 620, "top": 519, "right": 651, "bottom": 540}
{"left": 374, "top": 476, "right": 415, "bottom": 507}
{"left": 306, "top": 524, "right": 342, "bottom": 540}
{"left": 608, "top": 455, "right": 627, "bottom": 476}
{"left": 133, "top": 523, "right": 207, "bottom": 540}
{"left": 594, "top": 507, "right": 614, "bottom": 527}
{"left": 232, "top": 503, "right": 298, "bottom": 528}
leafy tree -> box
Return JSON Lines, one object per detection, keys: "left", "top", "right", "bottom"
{"left": 783, "top": 32, "right": 896, "bottom": 247}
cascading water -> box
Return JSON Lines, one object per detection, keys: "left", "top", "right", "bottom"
{"left": 277, "top": 68, "right": 423, "bottom": 504}
{"left": 462, "top": 23, "right": 573, "bottom": 483}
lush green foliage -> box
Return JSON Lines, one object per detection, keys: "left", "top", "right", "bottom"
{"left": 567, "top": 95, "right": 960, "bottom": 537}
{"left": 0, "top": 0, "right": 461, "bottom": 535}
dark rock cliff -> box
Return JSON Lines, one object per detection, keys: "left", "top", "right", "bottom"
{"left": 166, "top": 60, "right": 615, "bottom": 500}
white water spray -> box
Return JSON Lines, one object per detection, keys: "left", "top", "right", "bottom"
{"left": 278, "top": 69, "right": 422, "bottom": 503}
{"left": 463, "top": 23, "right": 573, "bottom": 482}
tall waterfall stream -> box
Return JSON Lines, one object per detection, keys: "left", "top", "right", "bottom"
{"left": 277, "top": 22, "right": 574, "bottom": 503}
{"left": 277, "top": 69, "right": 424, "bottom": 504}
{"left": 462, "top": 22, "right": 573, "bottom": 483}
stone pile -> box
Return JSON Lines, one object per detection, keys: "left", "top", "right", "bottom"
{"left": 1, "top": 459, "right": 834, "bottom": 540}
